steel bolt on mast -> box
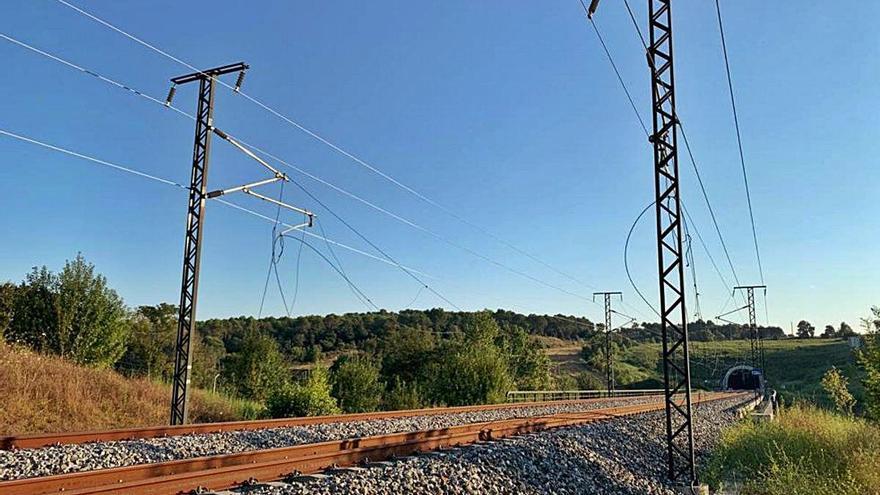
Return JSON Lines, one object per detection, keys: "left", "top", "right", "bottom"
{"left": 166, "top": 62, "right": 314, "bottom": 425}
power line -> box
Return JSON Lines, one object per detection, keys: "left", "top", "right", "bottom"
{"left": 713, "top": 0, "right": 765, "bottom": 284}
{"left": 579, "top": 8, "right": 649, "bottom": 136}
{"left": 1, "top": 31, "right": 608, "bottom": 312}
{"left": 314, "top": 218, "right": 380, "bottom": 311}
{"left": 0, "top": 127, "right": 436, "bottom": 280}
{"left": 287, "top": 179, "right": 462, "bottom": 311}
{"left": 582, "top": 10, "right": 744, "bottom": 300}
{"left": 53, "top": 0, "right": 610, "bottom": 306}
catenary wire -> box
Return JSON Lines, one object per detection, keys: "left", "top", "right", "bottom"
{"left": 0, "top": 127, "right": 436, "bottom": 280}
{"left": 714, "top": 0, "right": 765, "bottom": 285}
{"left": 0, "top": 31, "right": 606, "bottom": 311}
{"left": 582, "top": 10, "right": 745, "bottom": 295}
{"left": 53, "top": 0, "right": 610, "bottom": 304}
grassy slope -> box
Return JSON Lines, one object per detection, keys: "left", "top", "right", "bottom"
{"left": 0, "top": 343, "right": 259, "bottom": 435}
{"left": 704, "top": 405, "right": 880, "bottom": 494}
{"left": 545, "top": 338, "right": 864, "bottom": 403}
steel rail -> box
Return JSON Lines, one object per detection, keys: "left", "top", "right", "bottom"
{"left": 0, "top": 392, "right": 745, "bottom": 495}
{"left": 0, "top": 394, "right": 666, "bottom": 450}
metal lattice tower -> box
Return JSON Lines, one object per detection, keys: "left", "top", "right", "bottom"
{"left": 734, "top": 285, "right": 767, "bottom": 378}
{"left": 593, "top": 291, "right": 622, "bottom": 395}
{"left": 166, "top": 62, "right": 315, "bottom": 425}
{"left": 647, "top": 0, "right": 696, "bottom": 483}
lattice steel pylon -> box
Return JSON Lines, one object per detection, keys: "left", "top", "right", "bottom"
{"left": 647, "top": 0, "right": 696, "bottom": 483}
{"left": 168, "top": 63, "right": 248, "bottom": 426}
{"left": 734, "top": 285, "right": 767, "bottom": 379}
{"left": 593, "top": 291, "right": 622, "bottom": 395}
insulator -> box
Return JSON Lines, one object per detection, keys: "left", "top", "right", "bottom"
{"left": 165, "top": 85, "right": 176, "bottom": 107}
{"left": 234, "top": 70, "right": 246, "bottom": 93}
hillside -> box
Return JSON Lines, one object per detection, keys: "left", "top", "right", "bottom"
{"left": 550, "top": 338, "right": 865, "bottom": 403}
{"left": 0, "top": 343, "right": 259, "bottom": 435}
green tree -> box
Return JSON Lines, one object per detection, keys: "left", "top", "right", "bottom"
{"left": 430, "top": 333, "right": 513, "bottom": 406}
{"left": 116, "top": 304, "right": 177, "bottom": 379}
{"left": 796, "top": 320, "right": 815, "bottom": 339}
{"left": 822, "top": 324, "right": 837, "bottom": 338}
{"left": 839, "top": 321, "right": 856, "bottom": 337}
{"left": 858, "top": 306, "right": 880, "bottom": 420}
{"left": 331, "top": 355, "right": 383, "bottom": 413}
{"left": 501, "top": 325, "right": 551, "bottom": 389}
{"left": 266, "top": 366, "right": 339, "bottom": 417}
{"left": 226, "top": 328, "right": 287, "bottom": 401}
{"left": 383, "top": 376, "right": 424, "bottom": 410}
{"left": 0, "top": 282, "right": 17, "bottom": 339}
{"left": 51, "top": 254, "right": 128, "bottom": 367}
{"left": 7, "top": 266, "right": 57, "bottom": 352}
{"left": 821, "top": 366, "right": 856, "bottom": 415}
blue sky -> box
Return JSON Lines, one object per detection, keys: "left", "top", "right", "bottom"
{"left": 0, "top": 1, "right": 877, "bottom": 332}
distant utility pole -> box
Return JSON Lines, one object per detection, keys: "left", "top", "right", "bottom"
{"left": 164, "top": 62, "right": 314, "bottom": 426}
{"left": 593, "top": 291, "right": 622, "bottom": 395}
{"left": 733, "top": 285, "right": 767, "bottom": 378}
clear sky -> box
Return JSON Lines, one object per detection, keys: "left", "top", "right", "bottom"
{"left": 1, "top": 1, "right": 877, "bottom": 333}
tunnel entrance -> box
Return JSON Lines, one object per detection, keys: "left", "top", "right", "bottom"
{"left": 722, "top": 365, "right": 763, "bottom": 390}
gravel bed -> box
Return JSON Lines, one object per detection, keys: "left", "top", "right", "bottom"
{"left": 241, "top": 396, "right": 750, "bottom": 495}
{"left": 0, "top": 396, "right": 671, "bottom": 480}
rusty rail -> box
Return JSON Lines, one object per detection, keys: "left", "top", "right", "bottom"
{"left": 0, "top": 392, "right": 746, "bottom": 495}
{"left": 0, "top": 393, "right": 666, "bottom": 450}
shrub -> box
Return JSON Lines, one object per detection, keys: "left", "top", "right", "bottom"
{"left": 430, "top": 341, "right": 512, "bottom": 406}
{"left": 331, "top": 355, "right": 383, "bottom": 413}
{"left": 703, "top": 405, "right": 880, "bottom": 494}
{"left": 383, "top": 377, "right": 424, "bottom": 410}
{"left": 266, "top": 366, "right": 339, "bottom": 417}
{"left": 820, "top": 366, "right": 855, "bottom": 415}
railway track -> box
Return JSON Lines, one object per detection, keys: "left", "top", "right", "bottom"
{"left": 0, "top": 391, "right": 744, "bottom": 495}
{"left": 0, "top": 394, "right": 659, "bottom": 450}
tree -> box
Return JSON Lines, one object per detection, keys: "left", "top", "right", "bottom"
{"left": 116, "top": 304, "right": 177, "bottom": 379}
{"left": 226, "top": 328, "right": 287, "bottom": 401}
{"left": 53, "top": 254, "right": 128, "bottom": 367}
{"left": 430, "top": 341, "right": 513, "bottom": 406}
{"left": 0, "top": 282, "right": 16, "bottom": 339}
{"left": 6, "top": 266, "right": 57, "bottom": 352}
{"left": 858, "top": 306, "right": 880, "bottom": 420}
{"left": 7, "top": 256, "right": 128, "bottom": 367}
{"left": 821, "top": 366, "right": 855, "bottom": 415}
{"left": 330, "top": 355, "right": 383, "bottom": 413}
{"left": 838, "top": 321, "right": 856, "bottom": 337}
{"left": 383, "top": 377, "right": 423, "bottom": 410}
{"left": 266, "top": 366, "right": 339, "bottom": 417}
{"left": 796, "top": 320, "right": 815, "bottom": 339}
{"left": 500, "top": 325, "right": 551, "bottom": 390}
{"left": 821, "top": 325, "right": 837, "bottom": 339}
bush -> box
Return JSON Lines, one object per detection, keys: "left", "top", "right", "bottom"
{"left": 266, "top": 366, "right": 339, "bottom": 418}
{"left": 704, "top": 405, "right": 880, "bottom": 494}
{"left": 820, "top": 366, "right": 855, "bottom": 415}
{"left": 225, "top": 328, "right": 287, "bottom": 402}
{"left": 331, "top": 355, "right": 383, "bottom": 413}
{"left": 383, "top": 377, "right": 424, "bottom": 410}
{"left": 430, "top": 341, "right": 512, "bottom": 406}
{"left": 5, "top": 255, "right": 128, "bottom": 367}
{"left": 575, "top": 371, "right": 604, "bottom": 390}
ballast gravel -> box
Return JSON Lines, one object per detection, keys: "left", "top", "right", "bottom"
{"left": 0, "top": 396, "right": 674, "bottom": 480}
{"left": 234, "top": 396, "right": 750, "bottom": 495}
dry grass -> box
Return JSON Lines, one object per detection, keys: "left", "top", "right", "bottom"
{"left": 0, "top": 343, "right": 259, "bottom": 435}
{"left": 705, "top": 405, "right": 880, "bottom": 494}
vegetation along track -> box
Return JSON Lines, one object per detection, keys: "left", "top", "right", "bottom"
{"left": 0, "top": 392, "right": 743, "bottom": 495}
